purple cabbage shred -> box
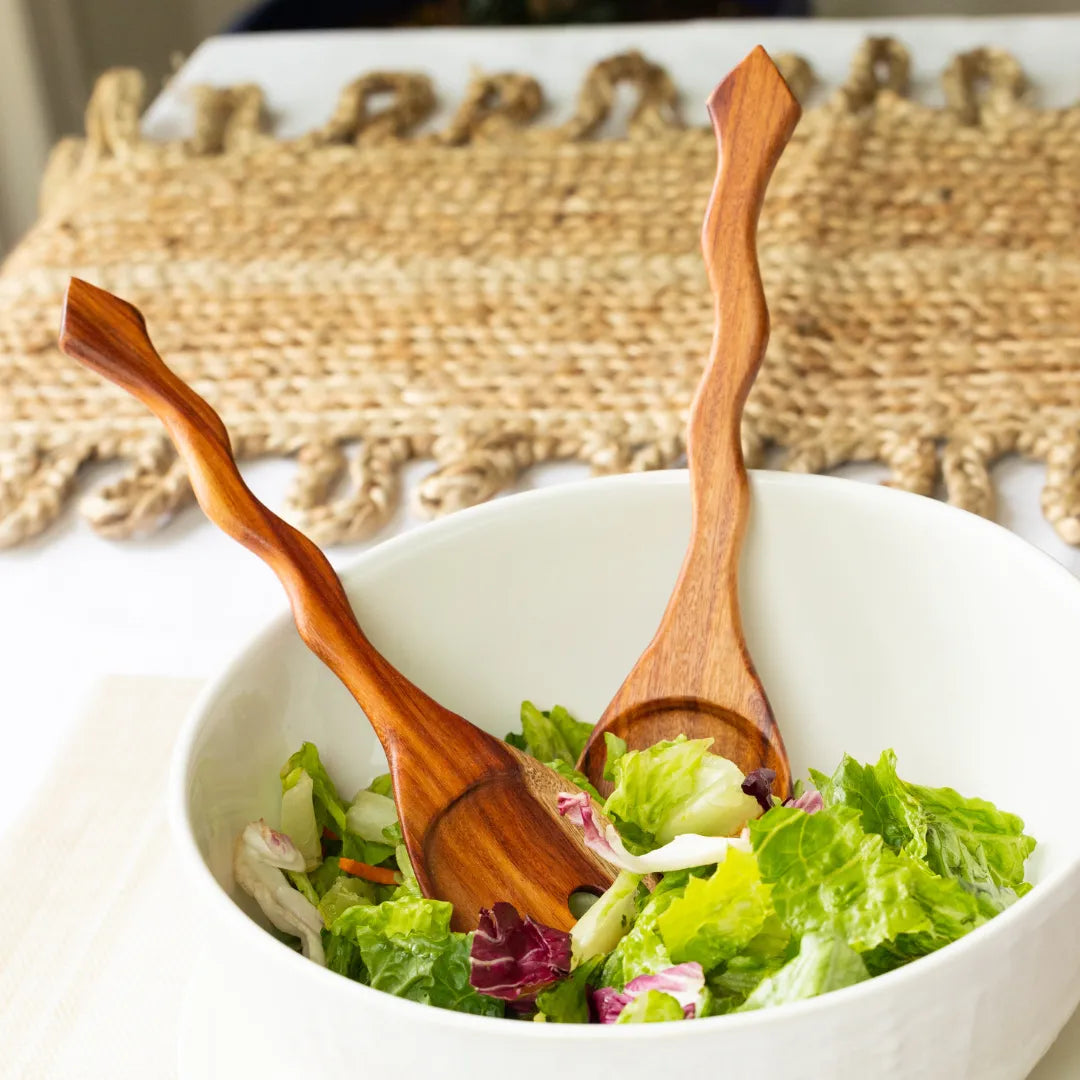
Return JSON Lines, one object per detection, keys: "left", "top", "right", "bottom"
{"left": 468, "top": 902, "right": 571, "bottom": 1002}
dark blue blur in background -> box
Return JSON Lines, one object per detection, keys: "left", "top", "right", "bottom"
{"left": 228, "top": 0, "right": 808, "bottom": 32}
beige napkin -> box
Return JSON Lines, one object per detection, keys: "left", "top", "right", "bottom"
{"left": 0, "top": 675, "right": 202, "bottom": 1079}
{"left": 0, "top": 673, "right": 1076, "bottom": 1079}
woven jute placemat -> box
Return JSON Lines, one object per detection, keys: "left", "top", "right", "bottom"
{"left": 2, "top": 38, "right": 1079, "bottom": 548}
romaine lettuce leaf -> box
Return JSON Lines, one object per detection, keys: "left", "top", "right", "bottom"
{"left": 286, "top": 870, "right": 320, "bottom": 905}
{"left": 280, "top": 769, "right": 322, "bottom": 869}
{"left": 751, "top": 805, "right": 986, "bottom": 955}
{"left": 534, "top": 957, "right": 603, "bottom": 1023}
{"left": 703, "top": 913, "right": 793, "bottom": 1013}
{"left": 317, "top": 876, "right": 377, "bottom": 927}
{"left": 570, "top": 870, "right": 641, "bottom": 964}
{"left": 367, "top": 773, "right": 394, "bottom": 798}
{"left": 332, "top": 896, "right": 453, "bottom": 942}
{"left": 346, "top": 790, "right": 399, "bottom": 843}
{"left": 656, "top": 848, "right": 770, "bottom": 971}
{"left": 330, "top": 897, "right": 503, "bottom": 1016}
{"left": 600, "top": 873, "right": 696, "bottom": 988}
{"left": 281, "top": 743, "right": 347, "bottom": 834}
{"left": 360, "top": 930, "right": 504, "bottom": 1016}
{"left": 547, "top": 759, "right": 601, "bottom": 800}
{"left": 603, "top": 737, "right": 760, "bottom": 850}
{"left": 322, "top": 928, "right": 366, "bottom": 981}
{"left": 811, "top": 751, "right": 1035, "bottom": 910}
{"left": 307, "top": 855, "right": 342, "bottom": 897}
{"left": 739, "top": 932, "right": 869, "bottom": 1011}
{"left": 616, "top": 990, "right": 685, "bottom": 1023}
{"left": 392, "top": 843, "right": 421, "bottom": 899}
{"left": 511, "top": 702, "right": 593, "bottom": 765}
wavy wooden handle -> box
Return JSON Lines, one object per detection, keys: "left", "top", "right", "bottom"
{"left": 58, "top": 278, "right": 481, "bottom": 767}
{"left": 681, "top": 46, "right": 801, "bottom": 667}
{"left": 577, "top": 48, "right": 798, "bottom": 795}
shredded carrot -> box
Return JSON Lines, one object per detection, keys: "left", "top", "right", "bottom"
{"left": 338, "top": 857, "right": 398, "bottom": 885}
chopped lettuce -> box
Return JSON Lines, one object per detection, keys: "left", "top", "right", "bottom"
{"left": 333, "top": 896, "right": 453, "bottom": 941}
{"left": 307, "top": 855, "right": 342, "bottom": 897}
{"left": 739, "top": 932, "right": 869, "bottom": 1011}
{"left": 656, "top": 848, "right": 770, "bottom": 971}
{"left": 547, "top": 759, "right": 601, "bottom": 800}
{"left": 317, "top": 876, "right": 378, "bottom": 927}
{"left": 603, "top": 732, "right": 628, "bottom": 782}
{"left": 322, "top": 929, "right": 366, "bottom": 980}
{"left": 535, "top": 956, "right": 604, "bottom": 1023}
{"left": 603, "top": 737, "right": 760, "bottom": 851}
{"left": 600, "top": 872, "right": 701, "bottom": 988}
{"left": 367, "top": 773, "right": 394, "bottom": 798}
{"left": 570, "top": 871, "right": 641, "bottom": 965}
{"left": 514, "top": 702, "right": 593, "bottom": 765}
{"left": 751, "top": 804, "right": 986, "bottom": 955}
{"left": 331, "top": 897, "right": 503, "bottom": 1016}
{"left": 280, "top": 743, "right": 347, "bottom": 834}
{"left": 280, "top": 769, "right": 321, "bottom": 869}
{"left": 704, "top": 915, "right": 793, "bottom": 1013}
{"left": 286, "top": 870, "right": 320, "bottom": 906}
{"left": 346, "top": 790, "right": 399, "bottom": 843}
{"left": 811, "top": 751, "right": 1035, "bottom": 912}
{"left": 616, "top": 990, "right": 685, "bottom": 1023}
{"left": 392, "top": 843, "right": 421, "bottom": 899}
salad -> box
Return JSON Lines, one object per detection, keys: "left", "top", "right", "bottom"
{"left": 235, "top": 701, "right": 1036, "bottom": 1024}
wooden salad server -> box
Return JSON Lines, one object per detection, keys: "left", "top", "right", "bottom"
{"left": 578, "top": 47, "right": 799, "bottom": 799}
{"left": 59, "top": 278, "right": 616, "bottom": 932}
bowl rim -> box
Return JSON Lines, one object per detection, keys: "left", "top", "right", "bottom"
{"left": 168, "top": 469, "right": 1080, "bottom": 1038}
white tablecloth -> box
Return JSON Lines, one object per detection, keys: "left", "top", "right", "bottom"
{"left": 4, "top": 15, "right": 1080, "bottom": 836}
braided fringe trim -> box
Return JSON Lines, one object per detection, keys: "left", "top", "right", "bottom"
{"left": 11, "top": 39, "right": 1080, "bottom": 548}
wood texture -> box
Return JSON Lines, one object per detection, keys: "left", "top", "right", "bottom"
{"left": 578, "top": 48, "right": 799, "bottom": 799}
{"left": 59, "top": 277, "right": 615, "bottom": 931}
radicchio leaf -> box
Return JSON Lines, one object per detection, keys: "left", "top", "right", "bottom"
{"left": 785, "top": 789, "right": 824, "bottom": 814}
{"left": 592, "top": 962, "right": 706, "bottom": 1023}
{"left": 557, "top": 791, "right": 750, "bottom": 873}
{"left": 469, "top": 902, "right": 571, "bottom": 1001}
{"left": 741, "top": 768, "right": 776, "bottom": 814}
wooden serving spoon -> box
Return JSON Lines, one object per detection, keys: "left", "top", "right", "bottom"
{"left": 577, "top": 47, "right": 799, "bottom": 799}
{"left": 60, "top": 278, "right": 616, "bottom": 932}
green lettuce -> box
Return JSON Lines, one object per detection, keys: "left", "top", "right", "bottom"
{"left": 281, "top": 743, "right": 347, "bottom": 834}
{"left": 603, "top": 737, "right": 760, "bottom": 851}
{"left": 616, "top": 990, "right": 685, "bottom": 1023}
{"left": 570, "top": 870, "right": 641, "bottom": 964}
{"left": 367, "top": 773, "right": 394, "bottom": 798}
{"left": 600, "top": 870, "right": 706, "bottom": 988}
{"left": 535, "top": 956, "right": 604, "bottom": 1023}
{"left": 704, "top": 915, "right": 793, "bottom": 1013}
{"left": 751, "top": 805, "right": 986, "bottom": 955}
{"left": 548, "top": 760, "right": 601, "bottom": 800}
{"left": 657, "top": 848, "right": 771, "bottom": 971}
{"left": 509, "top": 702, "right": 593, "bottom": 766}
{"left": 811, "top": 751, "right": 1035, "bottom": 910}
{"left": 329, "top": 898, "right": 503, "bottom": 1016}
{"left": 739, "top": 932, "right": 869, "bottom": 1011}
{"left": 322, "top": 929, "right": 366, "bottom": 981}
{"left": 317, "top": 876, "right": 378, "bottom": 927}
{"left": 332, "top": 896, "right": 453, "bottom": 941}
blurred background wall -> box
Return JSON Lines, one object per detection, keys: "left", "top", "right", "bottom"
{"left": 1, "top": 0, "right": 1079, "bottom": 250}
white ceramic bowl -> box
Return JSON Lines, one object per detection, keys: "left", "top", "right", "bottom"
{"left": 171, "top": 472, "right": 1080, "bottom": 1080}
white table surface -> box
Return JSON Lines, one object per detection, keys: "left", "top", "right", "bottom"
{"left": 5, "top": 14, "right": 1080, "bottom": 834}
